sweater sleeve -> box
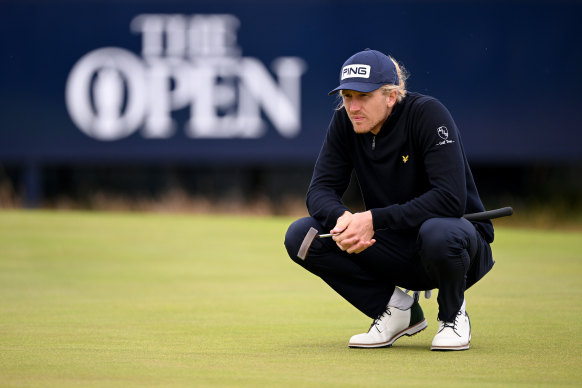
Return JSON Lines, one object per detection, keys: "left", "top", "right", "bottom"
{"left": 371, "top": 98, "right": 467, "bottom": 230}
{"left": 306, "top": 110, "right": 353, "bottom": 230}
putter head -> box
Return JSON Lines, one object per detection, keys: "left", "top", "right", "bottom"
{"left": 297, "top": 227, "right": 319, "bottom": 260}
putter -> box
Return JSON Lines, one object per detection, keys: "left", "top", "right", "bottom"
{"left": 297, "top": 206, "right": 513, "bottom": 260}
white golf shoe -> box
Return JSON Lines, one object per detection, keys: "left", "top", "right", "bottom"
{"left": 431, "top": 310, "right": 471, "bottom": 351}
{"left": 348, "top": 300, "right": 427, "bottom": 348}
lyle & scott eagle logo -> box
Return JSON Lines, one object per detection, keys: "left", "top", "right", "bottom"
{"left": 402, "top": 155, "right": 409, "bottom": 163}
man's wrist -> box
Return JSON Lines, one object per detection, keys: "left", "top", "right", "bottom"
{"left": 365, "top": 210, "right": 374, "bottom": 231}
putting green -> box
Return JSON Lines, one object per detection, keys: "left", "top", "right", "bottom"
{"left": 1, "top": 210, "right": 580, "bottom": 387}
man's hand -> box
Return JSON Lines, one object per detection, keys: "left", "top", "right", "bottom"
{"left": 331, "top": 211, "right": 376, "bottom": 254}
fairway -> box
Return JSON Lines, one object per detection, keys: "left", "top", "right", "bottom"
{"left": 1, "top": 210, "right": 581, "bottom": 387}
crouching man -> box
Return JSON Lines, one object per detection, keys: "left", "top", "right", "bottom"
{"left": 284, "top": 49, "right": 495, "bottom": 351}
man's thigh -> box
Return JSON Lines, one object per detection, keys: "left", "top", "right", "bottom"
{"left": 286, "top": 217, "right": 435, "bottom": 292}
{"left": 353, "top": 228, "right": 435, "bottom": 292}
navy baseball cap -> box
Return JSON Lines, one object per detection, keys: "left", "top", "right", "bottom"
{"left": 328, "top": 49, "right": 399, "bottom": 95}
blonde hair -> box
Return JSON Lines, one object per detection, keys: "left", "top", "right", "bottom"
{"left": 336, "top": 55, "right": 409, "bottom": 110}
{"left": 382, "top": 56, "right": 409, "bottom": 102}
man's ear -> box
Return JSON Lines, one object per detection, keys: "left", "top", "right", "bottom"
{"left": 387, "top": 90, "right": 398, "bottom": 108}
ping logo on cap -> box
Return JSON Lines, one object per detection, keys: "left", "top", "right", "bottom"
{"left": 341, "top": 64, "right": 371, "bottom": 80}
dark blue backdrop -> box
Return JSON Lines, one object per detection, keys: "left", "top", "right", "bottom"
{"left": 1, "top": 0, "right": 581, "bottom": 166}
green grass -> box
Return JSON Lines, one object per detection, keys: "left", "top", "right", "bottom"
{"left": 0, "top": 210, "right": 581, "bottom": 387}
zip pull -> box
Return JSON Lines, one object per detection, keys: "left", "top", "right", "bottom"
{"left": 372, "top": 135, "right": 376, "bottom": 150}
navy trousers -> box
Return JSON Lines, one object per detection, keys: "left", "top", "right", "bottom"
{"left": 284, "top": 216, "right": 492, "bottom": 322}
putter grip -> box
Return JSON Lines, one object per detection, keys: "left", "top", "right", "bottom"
{"left": 463, "top": 207, "right": 513, "bottom": 221}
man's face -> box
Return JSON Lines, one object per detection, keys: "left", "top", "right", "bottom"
{"left": 341, "top": 88, "right": 396, "bottom": 135}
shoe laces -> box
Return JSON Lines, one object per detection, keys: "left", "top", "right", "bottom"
{"left": 439, "top": 310, "right": 464, "bottom": 337}
{"left": 370, "top": 307, "right": 392, "bottom": 333}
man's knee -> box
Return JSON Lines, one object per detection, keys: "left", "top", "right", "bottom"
{"left": 418, "top": 219, "right": 452, "bottom": 260}
{"left": 284, "top": 217, "right": 319, "bottom": 264}
{"left": 417, "top": 218, "right": 473, "bottom": 263}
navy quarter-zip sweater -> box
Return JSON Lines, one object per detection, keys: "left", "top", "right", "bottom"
{"left": 306, "top": 92, "right": 494, "bottom": 243}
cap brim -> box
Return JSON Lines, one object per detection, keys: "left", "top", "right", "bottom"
{"left": 328, "top": 82, "right": 384, "bottom": 96}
